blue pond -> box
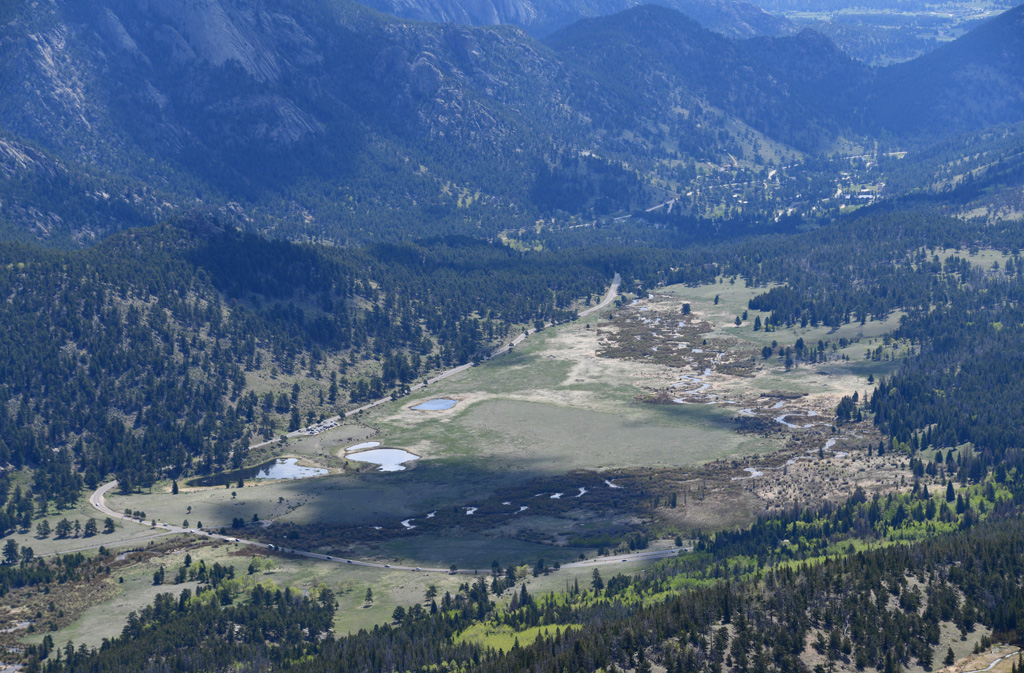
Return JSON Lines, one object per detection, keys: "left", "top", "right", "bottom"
{"left": 347, "top": 448, "right": 420, "bottom": 472}
{"left": 186, "top": 458, "right": 327, "bottom": 487}
{"left": 256, "top": 458, "right": 328, "bottom": 480}
{"left": 411, "top": 398, "right": 458, "bottom": 411}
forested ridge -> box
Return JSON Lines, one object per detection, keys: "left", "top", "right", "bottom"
{"left": 0, "top": 218, "right": 614, "bottom": 528}
{"left": 1, "top": 200, "right": 1022, "bottom": 526}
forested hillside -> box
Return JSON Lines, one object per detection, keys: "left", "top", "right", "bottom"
{"left": 863, "top": 5, "right": 1024, "bottom": 138}
{"left": 544, "top": 7, "right": 865, "bottom": 152}
{"left": 0, "top": 218, "right": 613, "bottom": 527}
{"left": 3, "top": 0, "right": 1024, "bottom": 671}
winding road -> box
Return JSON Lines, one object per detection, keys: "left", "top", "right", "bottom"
{"left": 88, "top": 477, "right": 685, "bottom": 573}
{"left": 85, "top": 273, "right": 681, "bottom": 573}
{"left": 250, "top": 273, "right": 622, "bottom": 450}
{"left": 960, "top": 649, "right": 1022, "bottom": 673}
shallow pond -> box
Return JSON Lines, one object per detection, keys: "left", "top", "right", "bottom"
{"left": 258, "top": 458, "right": 329, "bottom": 480}
{"left": 347, "top": 448, "right": 420, "bottom": 472}
{"left": 345, "top": 441, "right": 381, "bottom": 451}
{"left": 187, "top": 458, "right": 327, "bottom": 487}
{"left": 411, "top": 398, "right": 458, "bottom": 411}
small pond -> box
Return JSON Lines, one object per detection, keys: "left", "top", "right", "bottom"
{"left": 411, "top": 398, "right": 458, "bottom": 411}
{"left": 347, "top": 448, "right": 420, "bottom": 472}
{"left": 257, "top": 458, "right": 328, "bottom": 480}
{"left": 345, "top": 441, "right": 381, "bottom": 451}
{"left": 187, "top": 458, "right": 328, "bottom": 487}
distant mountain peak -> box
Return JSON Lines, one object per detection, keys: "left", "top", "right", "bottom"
{"left": 353, "top": 0, "right": 795, "bottom": 38}
{"left": 863, "top": 2, "right": 1024, "bottom": 137}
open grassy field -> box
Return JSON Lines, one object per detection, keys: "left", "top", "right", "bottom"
{"left": 379, "top": 394, "right": 762, "bottom": 471}
{"left": 4, "top": 493, "right": 177, "bottom": 558}
{"left": 23, "top": 531, "right": 675, "bottom": 649}
{"left": 28, "top": 274, "right": 927, "bottom": 654}
{"left": 456, "top": 623, "right": 581, "bottom": 652}
{"left": 109, "top": 276, "right": 909, "bottom": 563}
{"left": 107, "top": 461, "right": 546, "bottom": 533}
{"left": 350, "top": 534, "right": 588, "bottom": 568}
{"left": 366, "top": 317, "right": 780, "bottom": 472}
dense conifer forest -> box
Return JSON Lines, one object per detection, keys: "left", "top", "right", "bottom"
{"left": 0, "top": 218, "right": 616, "bottom": 525}
{"left": 0, "top": 197, "right": 1022, "bottom": 670}
{"left": 2, "top": 0, "right": 1024, "bottom": 670}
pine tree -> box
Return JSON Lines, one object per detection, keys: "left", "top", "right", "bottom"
{"left": 2, "top": 539, "right": 18, "bottom": 565}
{"left": 55, "top": 518, "right": 72, "bottom": 539}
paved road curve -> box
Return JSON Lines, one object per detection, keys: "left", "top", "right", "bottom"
{"left": 84, "top": 273, "right": 678, "bottom": 573}
{"left": 89, "top": 478, "right": 683, "bottom": 573}
{"left": 250, "top": 273, "right": 621, "bottom": 450}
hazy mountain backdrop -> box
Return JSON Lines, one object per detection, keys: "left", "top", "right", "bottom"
{"left": 1, "top": 0, "right": 1022, "bottom": 244}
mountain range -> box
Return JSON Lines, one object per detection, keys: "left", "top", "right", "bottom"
{"left": 353, "top": 0, "right": 796, "bottom": 38}
{"left": 1, "top": 0, "right": 1022, "bottom": 245}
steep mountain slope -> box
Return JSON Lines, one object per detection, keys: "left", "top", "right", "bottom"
{"left": 862, "top": 4, "right": 1024, "bottom": 138}
{"left": 354, "top": 0, "right": 795, "bottom": 38}
{"left": 0, "top": 0, "right": 579, "bottom": 240}
{"left": 0, "top": 0, "right": 846, "bottom": 243}
{"left": 1, "top": 0, "right": 1023, "bottom": 245}
{"left": 0, "top": 127, "right": 198, "bottom": 245}
{"left": 544, "top": 6, "right": 867, "bottom": 152}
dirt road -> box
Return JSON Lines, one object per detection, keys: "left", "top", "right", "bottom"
{"left": 250, "top": 273, "right": 621, "bottom": 450}
{"left": 88, "top": 474, "right": 683, "bottom": 574}
{"left": 82, "top": 273, "right": 667, "bottom": 573}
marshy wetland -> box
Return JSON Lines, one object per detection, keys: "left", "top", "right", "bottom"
{"left": 92, "top": 277, "right": 923, "bottom": 640}
{"left": 32, "top": 276, "right": 929, "bottom": 647}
